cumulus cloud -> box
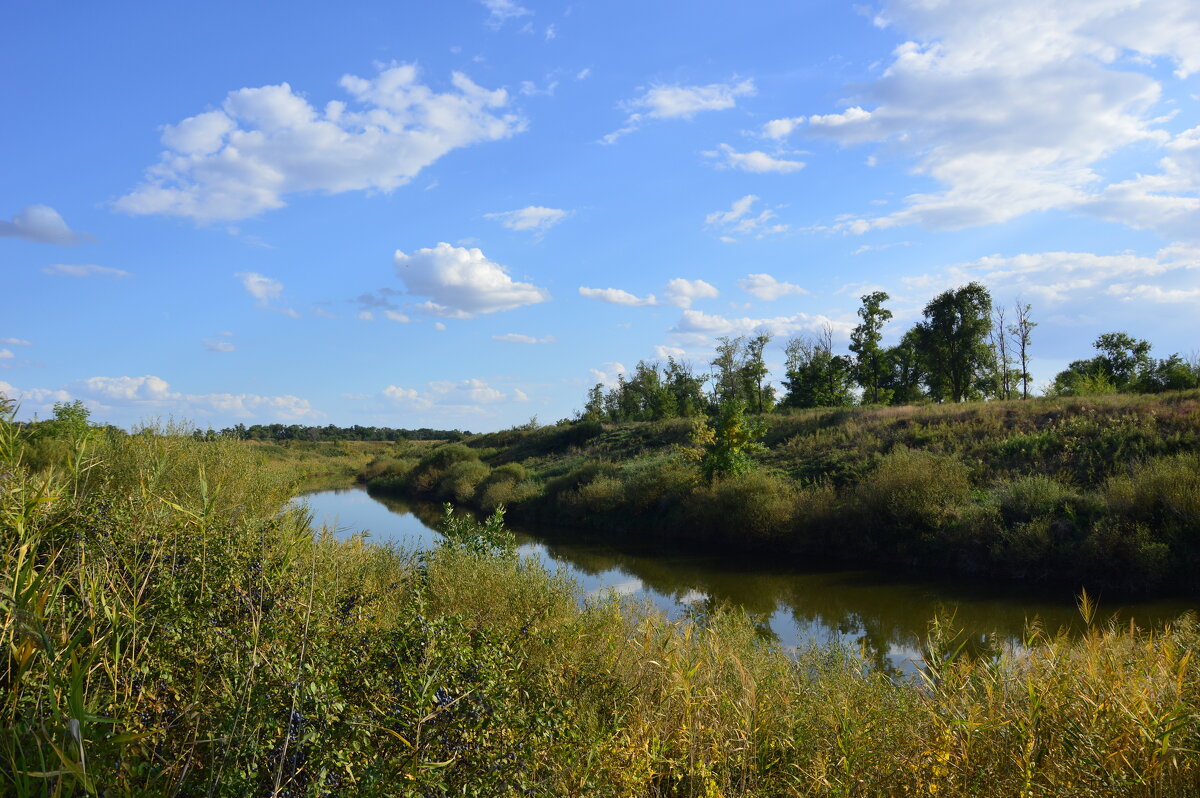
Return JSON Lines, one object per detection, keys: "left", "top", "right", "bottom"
{"left": 603, "top": 79, "right": 755, "bottom": 143}
{"left": 43, "top": 264, "right": 131, "bottom": 279}
{"left": 705, "top": 144, "right": 805, "bottom": 173}
{"left": 671, "top": 309, "right": 851, "bottom": 341}
{"left": 0, "top": 205, "right": 86, "bottom": 245}
{"left": 0, "top": 350, "right": 13, "bottom": 360}
{"left": 485, "top": 205, "right": 569, "bottom": 233}
{"left": 382, "top": 377, "right": 525, "bottom": 414}
{"left": 493, "top": 333, "right": 556, "bottom": 343}
{"left": 2, "top": 374, "right": 314, "bottom": 422}
{"left": 705, "top": 195, "right": 789, "bottom": 238}
{"left": 738, "top": 273, "right": 809, "bottom": 301}
{"left": 903, "top": 245, "right": 1200, "bottom": 305}
{"left": 394, "top": 242, "right": 548, "bottom": 317}
{"left": 792, "top": 0, "right": 1200, "bottom": 233}
{"left": 579, "top": 286, "right": 658, "bottom": 306}
{"left": 116, "top": 65, "right": 525, "bottom": 222}
{"left": 663, "top": 278, "right": 719, "bottom": 308}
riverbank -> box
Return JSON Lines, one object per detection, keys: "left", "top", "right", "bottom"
{"left": 4, "top": 415, "right": 1200, "bottom": 795}
{"left": 361, "top": 390, "right": 1200, "bottom": 595}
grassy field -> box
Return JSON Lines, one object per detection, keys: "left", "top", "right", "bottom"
{"left": 361, "top": 391, "right": 1200, "bottom": 595}
{"left": 3, "top": 409, "right": 1199, "bottom": 795}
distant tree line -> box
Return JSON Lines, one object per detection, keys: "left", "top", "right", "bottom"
{"left": 581, "top": 282, "right": 1200, "bottom": 421}
{"left": 196, "top": 423, "right": 471, "bottom": 442}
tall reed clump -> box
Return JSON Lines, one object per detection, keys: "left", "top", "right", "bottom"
{"left": 5, "top": 408, "right": 1200, "bottom": 795}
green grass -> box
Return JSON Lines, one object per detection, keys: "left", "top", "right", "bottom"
{"left": 4, "top": 413, "right": 1200, "bottom": 795}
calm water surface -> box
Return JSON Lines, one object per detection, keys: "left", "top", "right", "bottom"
{"left": 299, "top": 486, "right": 1197, "bottom": 674}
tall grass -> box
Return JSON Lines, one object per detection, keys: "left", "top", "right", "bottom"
{"left": 4, "top": 413, "right": 1200, "bottom": 795}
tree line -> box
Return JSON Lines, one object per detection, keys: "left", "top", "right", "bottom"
{"left": 581, "top": 282, "right": 1199, "bottom": 422}
{"left": 202, "top": 423, "right": 472, "bottom": 442}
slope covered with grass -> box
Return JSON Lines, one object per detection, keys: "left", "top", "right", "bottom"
{"left": 364, "top": 391, "right": 1200, "bottom": 594}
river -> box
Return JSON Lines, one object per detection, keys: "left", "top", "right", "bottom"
{"left": 298, "top": 486, "right": 1197, "bottom": 674}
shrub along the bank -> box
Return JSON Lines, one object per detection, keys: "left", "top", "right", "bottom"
{"left": 365, "top": 391, "right": 1200, "bottom": 593}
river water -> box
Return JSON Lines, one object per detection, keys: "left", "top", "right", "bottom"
{"left": 298, "top": 486, "right": 1197, "bottom": 674}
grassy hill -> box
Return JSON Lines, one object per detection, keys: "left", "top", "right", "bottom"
{"left": 363, "top": 391, "right": 1200, "bottom": 594}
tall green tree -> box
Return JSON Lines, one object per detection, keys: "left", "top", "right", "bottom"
{"left": 881, "top": 329, "right": 927, "bottom": 405}
{"left": 740, "top": 334, "right": 775, "bottom": 414}
{"left": 781, "top": 326, "right": 855, "bottom": 408}
{"left": 710, "top": 336, "right": 746, "bottom": 406}
{"left": 664, "top": 357, "right": 708, "bottom": 417}
{"left": 849, "top": 291, "right": 893, "bottom": 405}
{"left": 916, "top": 282, "right": 996, "bottom": 402}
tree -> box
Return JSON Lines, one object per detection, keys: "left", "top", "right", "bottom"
{"left": 1050, "top": 332, "right": 1154, "bottom": 396}
{"left": 740, "top": 334, "right": 775, "bottom": 414}
{"left": 48, "top": 400, "right": 91, "bottom": 441}
{"left": 685, "top": 399, "right": 766, "bottom": 483}
{"left": 710, "top": 336, "right": 745, "bottom": 407}
{"left": 664, "top": 357, "right": 708, "bottom": 417}
{"left": 849, "top": 291, "right": 893, "bottom": 404}
{"left": 1009, "top": 301, "right": 1036, "bottom": 399}
{"left": 916, "top": 282, "right": 996, "bottom": 402}
{"left": 781, "top": 325, "right": 855, "bottom": 409}
{"left": 881, "top": 328, "right": 927, "bottom": 405}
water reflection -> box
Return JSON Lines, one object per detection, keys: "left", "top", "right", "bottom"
{"left": 301, "top": 487, "right": 1197, "bottom": 674}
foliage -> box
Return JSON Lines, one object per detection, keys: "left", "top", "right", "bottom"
{"left": 780, "top": 326, "right": 855, "bottom": 409}
{"left": 685, "top": 400, "right": 767, "bottom": 483}
{"left": 849, "top": 290, "right": 894, "bottom": 405}
{"left": 916, "top": 281, "right": 996, "bottom": 402}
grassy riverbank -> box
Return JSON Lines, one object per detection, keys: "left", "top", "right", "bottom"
{"left": 362, "top": 391, "right": 1200, "bottom": 594}
{"left": 3, "top": 414, "right": 1200, "bottom": 795}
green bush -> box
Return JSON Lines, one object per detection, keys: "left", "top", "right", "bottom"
{"left": 855, "top": 447, "right": 972, "bottom": 532}
{"left": 993, "top": 474, "right": 1076, "bottom": 524}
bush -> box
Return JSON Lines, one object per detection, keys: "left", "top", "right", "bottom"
{"left": 688, "top": 470, "right": 797, "bottom": 546}
{"left": 437, "top": 459, "right": 491, "bottom": 504}
{"left": 855, "top": 448, "right": 972, "bottom": 534}
{"left": 993, "top": 474, "right": 1076, "bottom": 524}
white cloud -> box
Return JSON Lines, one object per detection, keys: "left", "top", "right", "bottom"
{"left": 576, "top": 68, "right": 592, "bottom": 80}
{"left": 236, "top": 272, "right": 283, "bottom": 302}
{"left": 481, "top": 0, "right": 531, "bottom": 28}
{"left": 663, "top": 278, "right": 719, "bottom": 308}
{"left": 654, "top": 345, "right": 687, "bottom": 359}
{"left": 485, "top": 205, "right": 570, "bottom": 233}
{"left": 588, "top": 361, "right": 627, "bottom": 387}
{"left": 116, "top": 65, "right": 525, "bottom": 222}
{"left": 0, "top": 349, "right": 13, "bottom": 360}
{"left": 1, "top": 374, "right": 315, "bottom": 423}
{"left": 704, "top": 194, "right": 789, "bottom": 238}
{"left": 579, "top": 286, "right": 658, "bottom": 306}
{"left": 0, "top": 338, "right": 31, "bottom": 346}
{"left": 672, "top": 309, "right": 850, "bottom": 340}
{"left": 603, "top": 79, "right": 755, "bottom": 143}
{"left": 394, "top": 242, "right": 548, "bottom": 316}
{"left": 384, "top": 310, "right": 411, "bottom": 323}
{"left": 738, "top": 273, "right": 810, "bottom": 301}
{"left": 43, "top": 264, "right": 131, "bottom": 279}
{"left": 706, "top": 144, "right": 805, "bottom": 173}
{"left": 799, "top": 0, "right": 1200, "bottom": 233}
{"left": 1106, "top": 282, "right": 1200, "bottom": 302}
{"left": 761, "top": 117, "right": 807, "bottom": 140}
{"left": 904, "top": 246, "right": 1200, "bottom": 304}
{"left": 357, "top": 311, "right": 374, "bottom": 321}
{"left": 493, "top": 333, "right": 556, "bottom": 343}
{"left": 0, "top": 205, "right": 86, "bottom": 245}
{"left": 383, "top": 377, "right": 520, "bottom": 412}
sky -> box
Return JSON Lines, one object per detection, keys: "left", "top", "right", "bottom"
{"left": 3, "top": 0, "right": 1199, "bottom": 431}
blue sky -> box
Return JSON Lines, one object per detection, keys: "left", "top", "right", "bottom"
{"left": 3, "top": 0, "right": 1199, "bottom": 431}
